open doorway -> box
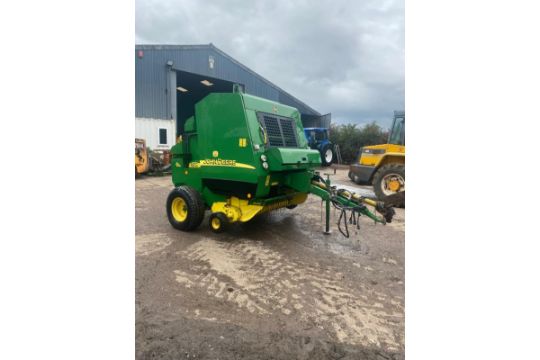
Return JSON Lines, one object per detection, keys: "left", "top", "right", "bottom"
{"left": 175, "top": 70, "right": 242, "bottom": 135}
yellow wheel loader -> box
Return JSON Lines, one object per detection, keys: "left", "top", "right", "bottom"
{"left": 348, "top": 111, "right": 405, "bottom": 206}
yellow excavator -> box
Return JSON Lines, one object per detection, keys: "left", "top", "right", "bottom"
{"left": 348, "top": 111, "right": 405, "bottom": 207}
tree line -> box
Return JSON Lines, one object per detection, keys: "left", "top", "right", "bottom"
{"left": 329, "top": 122, "right": 388, "bottom": 164}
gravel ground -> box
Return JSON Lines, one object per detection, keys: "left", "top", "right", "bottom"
{"left": 136, "top": 168, "right": 404, "bottom": 359}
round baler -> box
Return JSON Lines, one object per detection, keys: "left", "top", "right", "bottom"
{"left": 166, "top": 87, "right": 394, "bottom": 234}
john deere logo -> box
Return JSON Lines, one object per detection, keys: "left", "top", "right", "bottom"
{"left": 272, "top": 106, "right": 278, "bottom": 113}
{"left": 201, "top": 159, "right": 236, "bottom": 166}
{"left": 212, "top": 150, "right": 219, "bottom": 157}
{"left": 189, "top": 159, "right": 256, "bottom": 170}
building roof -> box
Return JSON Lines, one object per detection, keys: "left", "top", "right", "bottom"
{"left": 135, "top": 43, "right": 321, "bottom": 117}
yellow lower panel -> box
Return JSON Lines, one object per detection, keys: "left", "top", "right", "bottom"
{"left": 211, "top": 193, "right": 309, "bottom": 223}
{"left": 211, "top": 197, "right": 263, "bottom": 223}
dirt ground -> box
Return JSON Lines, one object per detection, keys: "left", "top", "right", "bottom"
{"left": 136, "top": 168, "right": 404, "bottom": 360}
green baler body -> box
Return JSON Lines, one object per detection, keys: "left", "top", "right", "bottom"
{"left": 170, "top": 92, "right": 321, "bottom": 207}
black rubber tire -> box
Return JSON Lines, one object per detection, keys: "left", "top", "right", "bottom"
{"left": 209, "top": 212, "right": 228, "bottom": 233}
{"left": 320, "top": 144, "right": 334, "bottom": 166}
{"left": 286, "top": 205, "right": 297, "bottom": 210}
{"left": 372, "top": 164, "right": 405, "bottom": 207}
{"left": 347, "top": 170, "right": 360, "bottom": 184}
{"left": 166, "top": 186, "right": 205, "bottom": 231}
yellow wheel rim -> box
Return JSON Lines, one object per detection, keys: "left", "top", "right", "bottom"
{"left": 381, "top": 173, "right": 405, "bottom": 195}
{"left": 211, "top": 217, "right": 221, "bottom": 230}
{"left": 388, "top": 179, "right": 401, "bottom": 192}
{"left": 171, "top": 197, "right": 188, "bottom": 222}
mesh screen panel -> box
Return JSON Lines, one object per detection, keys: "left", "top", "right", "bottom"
{"left": 259, "top": 113, "right": 299, "bottom": 148}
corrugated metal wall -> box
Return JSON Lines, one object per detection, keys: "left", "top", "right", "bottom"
{"left": 135, "top": 45, "right": 321, "bottom": 120}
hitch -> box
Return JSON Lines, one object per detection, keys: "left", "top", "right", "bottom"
{"left": 309, "top": 173, "right": 396, "bottom": 237}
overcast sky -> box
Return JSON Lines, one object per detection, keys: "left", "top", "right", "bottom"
{"left": 136, "top": 0, "right": 404, "bottom": 128}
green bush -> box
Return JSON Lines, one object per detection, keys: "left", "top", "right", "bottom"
{"left": 329, "top": 122, "right": 388, "bottom": 164}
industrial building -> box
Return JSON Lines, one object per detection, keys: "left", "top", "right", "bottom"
{"left": 135, "top": 44, "right": 330, "bottom": 149}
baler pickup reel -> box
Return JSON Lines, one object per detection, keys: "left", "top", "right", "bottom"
{"left": 310, "top": 173, "right": 395, "bottom": 238}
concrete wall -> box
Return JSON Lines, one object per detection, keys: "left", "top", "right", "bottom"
{"left": 135, "top": 117, "right": 176, "bottom": 150}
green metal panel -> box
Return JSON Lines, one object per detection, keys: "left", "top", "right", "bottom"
{"left": 184, "top": 116, "right": 196, "bottom": 132}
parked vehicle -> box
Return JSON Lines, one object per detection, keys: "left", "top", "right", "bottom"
{"left": 304, "top": 127, "right": 334, "bottom": 166}
{"left": 135, "top": 138, "right": 150, "bottom": 177}
{"left": 349, "top": 111, "right": 405, "bottom": 206}
{"left": 135, "top": 138, "right": 172, "bottom": 177}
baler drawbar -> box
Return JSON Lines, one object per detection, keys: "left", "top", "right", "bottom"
{"left": 166, "top": 85, "right": 395, "bottom": 236}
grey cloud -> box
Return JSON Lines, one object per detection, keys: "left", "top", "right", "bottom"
{"left": 136, "top": 0, "right": 404, "bottom": 128}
